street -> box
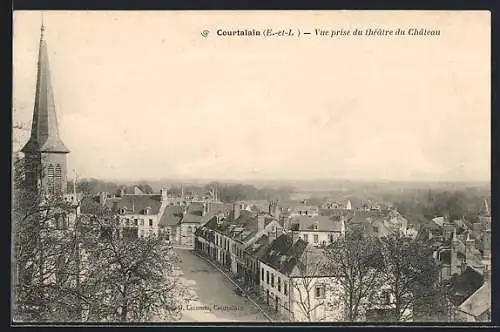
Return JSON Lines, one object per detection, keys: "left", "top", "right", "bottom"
{"left": 173, "top": 249, "right": 269, "bottom": 322}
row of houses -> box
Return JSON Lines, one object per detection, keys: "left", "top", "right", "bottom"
{"left": 81, "top": 187, "right": 232, "bottom": 247}
{"left": 417, "top": 205, "right": 492, "bottom": 322}
{"left": 194, "top": 202, "right": 346, "bottom": 321}
{"left": 193, "top": 200, "right": 411, "bottom": 321}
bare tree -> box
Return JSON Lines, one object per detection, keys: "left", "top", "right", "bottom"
{"left": 289, "top": 248, "right": 331, "bottom": 322}
{"left": 12, "top": 155, "right": 81, "bottom": 322}
{"left": 12, "top": 156, "right": 191, "bottom": 322}
{"left": 323, "top": 232, "right": 383, "bottom": 322}
{"left": 377, "top": 233, "right": 439, "bottom": 322}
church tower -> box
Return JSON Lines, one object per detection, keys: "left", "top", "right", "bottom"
{"left": 21, "top": 22, "right": 70, "bottom": 196}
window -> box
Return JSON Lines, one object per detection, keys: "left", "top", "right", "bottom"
{"left": 271, "top": 274, "right": 275, "bottom": 287}
{"left": 329, "top": 233, "right": 334, "bottom": 243}
{"left": 149, "top": 219, "right": 153, "bottom": 227}
{"left": 303, "top": 234, "right": 309, "bottom": 242}
{"left": 262, "top": 268, "right": 265, "bottom": 281}
{"left": 314, "top": 234, "right": 319, "bottom": 243}
{"left": 284, "top": 283, "right": 288, "bottom": 295}
{"left": 134, "top": 219, "right": 138, "bottom": 226}
{"left": 278, "top": 277, "right": 281, "bottom": 292}
{"left": 266, "top": 271, "right": 269, "bottom": 284}
{"left": 315, "top": 285, "right": 325, "bottom": 299}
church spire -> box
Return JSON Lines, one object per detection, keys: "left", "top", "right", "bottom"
{"left": 21, "top": 19, "right": 69, "bottom": 154}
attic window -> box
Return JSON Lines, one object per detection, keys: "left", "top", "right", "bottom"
{"left": 313, "top": 224, "right": 318, "bottom": 230}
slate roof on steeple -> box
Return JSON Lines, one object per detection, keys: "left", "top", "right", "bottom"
{"left": 21, "top": 23, "right": 69, "bottom": 154}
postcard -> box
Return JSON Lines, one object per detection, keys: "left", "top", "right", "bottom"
{"left": 12, "top": 10, "right": 491, "bottom": 324}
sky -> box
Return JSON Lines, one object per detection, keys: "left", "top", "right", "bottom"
{"left": 12, "top": 11, "right": 491, "bottom": 182}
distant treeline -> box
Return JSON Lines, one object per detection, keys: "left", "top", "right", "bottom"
{"left": 68, "top": 179, "right": 293, "bottom": 202}
{"left": 391, "top": 188, "right": 490, "bottom": 225}
{"left": 67, "top": 179, "right": 153, "bottom": 195}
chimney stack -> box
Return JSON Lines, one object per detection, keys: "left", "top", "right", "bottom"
{"left": 483, "top": 229, "right": 491, "bottom": 259}
{"left": 233, "top": 202, "right": 241, "bottom": 220}
{"left": 202, "top": 202, "right": 210, "bottom": 216}
{"left": 483, "top": 264, "right": 491, "bottom": 282}
{"left": 160, "top": 188, "right": 168, "bottom": 202}
{"left": 465, "top": 233, "right": 476, "bottom": 262}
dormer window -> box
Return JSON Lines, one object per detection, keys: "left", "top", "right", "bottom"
{"left": 313, "top": 224, "right": 318, "bottom": 230}
{"left": 144, "top": 207, "right": 151, "bottom": 215}
{"left": 121, "top": 208, "right": 126, "bottom": 214}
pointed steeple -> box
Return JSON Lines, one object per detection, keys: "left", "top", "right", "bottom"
{"left": 21, "top": 21, "right": 69, "bottom": 154}
{"left": 480, "top": 199, "right": 490, "bottom": 216}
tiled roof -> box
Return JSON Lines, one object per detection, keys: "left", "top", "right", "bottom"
{"left": 105, "top": 194, "right": 163, "bottom": 215}
{"left": 240, "top": 200, "right": 270, "bottom": 212}
{"left": 289, "top": 205, "right": 319, "bottom": 213}
{"left": 447, "top": 266, "right": 484, "bottom": 306}
{"left": 158, "top": 205, "right": 184, "bottom": 227}
{"left": 260, "top": 233, "right": 309, "bottom": 275}
{"left": 459, "top": 282, "right": 491, "bottom": 318}
{"left": 319, "top": 208, "right": 350, "bottom": 217}
{"left": 289, "top": 246, "right": 330, "bottom": 277}
{"left": 245, "top": 234, "right": 272, "bottom": 259}
{"left": 290, "top": 215, "right": 344, "bottom": 232}
{"left": 204, "top": 210, "right": 277, "bottom": 243}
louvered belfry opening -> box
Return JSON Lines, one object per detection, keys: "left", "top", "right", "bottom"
{"left": 47, "top": 164, "right": 55, "bottom": 195}
{"left": 55, "top": 164, "right": 62, "bottom": 194}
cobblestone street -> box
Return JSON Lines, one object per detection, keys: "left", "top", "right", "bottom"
{"left": 174, "top": 249, "right": 270, "bottom": 322}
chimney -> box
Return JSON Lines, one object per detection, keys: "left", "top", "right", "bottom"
{"left": 450, "top": 231, "right": 461, "bottom": 276}
{"left": 273, "top": 201, "right": 281, "bottom": 221}
{"left": 258, "top": 215, "right": 265, "bottom": 233}
{"left": 160, "top": 188, "right": 168, "bottom": 202}
{"left": 483, "top": 265, "right": 490, "bottom": 282}
{"left": 483, "top": 229, "right": 491, "bottom": 259}
{"left": 465, "top": 233, "right": 476, "bottom": 262}
{"left": 202, "top": 203, "right": 209, "bottom": 216}
{"left": 233, "top": 202, "right": 241, "bottom": 220}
